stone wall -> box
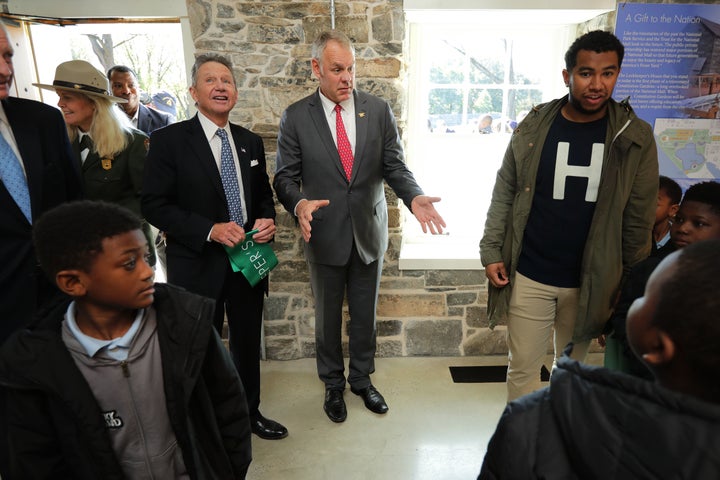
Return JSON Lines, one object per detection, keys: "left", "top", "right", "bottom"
{"left": 186, "top": 0, "right": 713, "bottom": 361}
{"left": 187, "top": 0, "right": 502, "bottom": 360}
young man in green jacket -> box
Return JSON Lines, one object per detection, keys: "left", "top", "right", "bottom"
{"left": 480, "top": 30, "right": 658, "bottom": 401}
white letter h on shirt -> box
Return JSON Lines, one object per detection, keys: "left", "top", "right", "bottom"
{"left": 553, "top": 142, "right": 604, "bottom": 202}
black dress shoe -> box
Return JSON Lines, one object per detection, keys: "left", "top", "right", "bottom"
{"left": 351, "top": 385, "right": 389, "bottom": 414}
{"left": 323, "top": 389, "right": 347, "bottom": 423}
{"left": 250, "top": 413, "right": 288, "bottom": 440}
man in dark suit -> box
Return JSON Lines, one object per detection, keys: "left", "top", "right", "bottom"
{"left": 0, "top": 24, "right": 82, "bottom": 345}
{"left": 0, "top": 22, "right": 81, "bottom": 478}
{"left": 108, "top": 65, "right": 173, "bottom": 135}
{"left": 274, "top": 30, "right": 445, "bottom": 423}
{"left": 142, "top": 53, "right": 287, "bottom": 440}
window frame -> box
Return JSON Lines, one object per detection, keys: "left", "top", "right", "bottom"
{"left": 399, "top": 11, "right": 604, "bottom": 270}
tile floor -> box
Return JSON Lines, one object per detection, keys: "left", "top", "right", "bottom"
{"left": 246, "top": 356, "right": 507, "bottom": 480}
{"left": 248, "top": 353, "right": 604, "bottom": 479}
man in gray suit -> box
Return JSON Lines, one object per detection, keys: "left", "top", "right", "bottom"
{"left": 274, "top": 30, "right": 445, "bottom": 423}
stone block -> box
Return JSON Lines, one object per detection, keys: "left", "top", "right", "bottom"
{"left": 357, "top": 79, "right": 400, "bottom": 105}
{"left": 477, "top": 289, "right": 488, "bottom": 304}
{"left": 377, "top": 293, "right": 445, "bottom": 317}
{"left": 377, "top": 339, "right": 403, "bottom": 357}
{"left": 272, "top": 260, "right": 309, "bottom": 282}
{"left": 370, "top": 8, "right": 393, "bottom": 43}
{"left": 357, "top": 58, "right": 401, "bottom": 78}
{"left": 448, "top": 306, "right": 463, "bottom": 317}
{"left": 426, "top": 270, "right": 485, "bottom": 287}
{"left": 296, "top": 314, "right": 315, "bottom": 336}
{"left": 188, "top": 0, "right": 211, "bottom": 39}
{"left": 248, "top": 24, "right": 302, "bottom": 44}
{"left": 377, "top": 319, "right": 402, "bottom": 337}
{"left": 217, "top": 20, "right": 245, "bottom": 34}
{"left": 217, "top": 3, "right": 236, "bottom": 19}
{"left": 361, "top": 42, "right": 402, "bottom": 57}
{"left": 264, "top": 321, "right": 296, "bottom": 337}
{"left": 406, "top": 319, "right": 462, "bottom": 356}
{"left": 264, "top": 295, "right": 289, "bottom": 320}
{"left": 236, "top": 88, "right": 262, "bottom": 107}
{"left": 462, "top": 329, "right": 508, "bottom": 356}
{"left": 265, "top": 55, "right": 289, "bottom": 75}
{"left": 387, "top": 205, "right": 400, "bottom": 228}
{"left": 265, "top": 337, "right": 299, "bottom": 360}
{"left": 194, "top": 39, "right": 228, "bottom": 51}
{"left": 447, "top": 291, "right": 478, "bottom": 306}
{"left": 300, "top": 339, "right": 316, "bottom": 358}
{"left": 466, "top": 305, "right": 489, "bottom": 328}
{"left": 402, "top": 269, "right": 426, "bottom": 278}
{"left": 381, "top": 261, "right": 399, "bottom": 277}
{"left": 379, "top": 276, "right": 425, "bottom": 290}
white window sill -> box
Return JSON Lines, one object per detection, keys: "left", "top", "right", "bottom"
{"left": 399, "top": 235, "right": 483, "bottom": 270}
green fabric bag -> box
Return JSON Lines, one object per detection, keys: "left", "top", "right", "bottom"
{"left": 224, "top": 229, "right": 278, "bottom": 287}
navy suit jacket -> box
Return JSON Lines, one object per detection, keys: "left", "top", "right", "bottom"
{"left": 0, "top": 97, "right": 81, "bottom": 343}
{"left": 137, "top": 103, "right": 173, "bottom": 136}
{"left": 141, "top": 115, "right": 275, "bottom": 299}
{"left": 274, "top": 89, "right": 424, "bottom": 265}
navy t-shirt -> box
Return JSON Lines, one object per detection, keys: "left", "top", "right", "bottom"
{"left": 517, "top": 111, "right": 608, "bottom": 288}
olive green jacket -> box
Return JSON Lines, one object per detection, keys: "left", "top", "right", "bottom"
{"left": 76, "top": 129, "right": 148, "bottom": 217}
{"left": 480, "top": 97, "right": 658, "bottom": 341}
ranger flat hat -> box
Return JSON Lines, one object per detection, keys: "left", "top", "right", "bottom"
{"left": 34, "top": 60, "right": 127, "bottom": 103}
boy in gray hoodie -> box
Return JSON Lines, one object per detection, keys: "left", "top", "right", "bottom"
{"left": 0, "top": 200, "right": 252, "bottom": 479}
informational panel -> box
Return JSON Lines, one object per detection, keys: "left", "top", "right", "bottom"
{"left": 614, "top": 2, "right": 720, "bottom": 187}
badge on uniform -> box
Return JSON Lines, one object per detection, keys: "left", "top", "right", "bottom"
{"left": 101, "top": 158, "right": 113, "bottom": 170}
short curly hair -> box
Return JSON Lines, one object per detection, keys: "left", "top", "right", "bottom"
{"left": 653, "top": 239, "right": 720, "bottom": 383}
{"left": 681, "top": 181, "right": 720, "bottom": 216}
{"left": 564, "top": 30, "right": 624, "bottom": 71}
{"left": 33, "top": 201, "right": 142, "bottom": 280}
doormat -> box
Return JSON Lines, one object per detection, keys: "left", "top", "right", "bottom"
{"left": 449, "top": 365, "right": 551, "bottom": 383}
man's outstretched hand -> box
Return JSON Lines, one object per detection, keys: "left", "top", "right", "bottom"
{"left": 411, "top": 195, "right": 446, "bottom": 235}
{"left": 296, "top": 199, "right": 330, "bottom": 242}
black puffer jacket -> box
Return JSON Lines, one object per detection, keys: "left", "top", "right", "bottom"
{"left": 0, "top": 283, "right": 252, "bottom": 479}
{"left": 479, "top": 356, "right": 720, "bottom": 479}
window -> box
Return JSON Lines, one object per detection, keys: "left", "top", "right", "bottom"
{"left": 400, "top": 7, "right": 612, "bottom": 269}
{"left": 28, "top": 22, "right": 188, "bottom": 120}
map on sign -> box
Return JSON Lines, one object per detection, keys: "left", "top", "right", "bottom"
{"left": 654, "top": 118, "right": 720, "bottom": 181}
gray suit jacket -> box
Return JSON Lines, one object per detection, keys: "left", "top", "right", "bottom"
{"left": 274, "top": 89, "right": 423, "bottom": 266}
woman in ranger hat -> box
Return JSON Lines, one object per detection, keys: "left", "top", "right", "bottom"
{"left": 35, "top": 60, "right": 155, "bottom": 264}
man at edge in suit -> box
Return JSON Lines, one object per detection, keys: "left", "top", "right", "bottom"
{"left": 108, "top": 65, "right": 173, "bottom": 135}
{"left": 0, "top": 23, "right": 81, "bottom": 344}
{"left": 274, "top": 30, "right": 445, "bottom": 423}
{"left": 142, "top": 53, "right": 287, "bottom": 440}
{"left": 0, "top": 22, "right": 82, "bottom": 477}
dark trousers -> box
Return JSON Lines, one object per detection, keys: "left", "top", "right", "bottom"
{"left": 212, "top": 269, "right": 265, "bottom": 417}
{"left": 309, "top": 244, "right": 382, "bottom": 391}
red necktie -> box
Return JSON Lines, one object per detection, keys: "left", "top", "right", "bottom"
{"left": 335, "top": 104, "right": 354, "bottom": 180}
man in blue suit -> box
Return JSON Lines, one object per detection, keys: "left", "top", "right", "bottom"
{"left": 108, "top": 65, "right": 173, "bottom": 135}
{"left": 0, "top": 22, "right": 81, "bottom": 478}
{"left": 0, "top": 24, "right": 81, "bottom": 344}
{"left": 274, "top": 30, "right": 445, "bottom": 423}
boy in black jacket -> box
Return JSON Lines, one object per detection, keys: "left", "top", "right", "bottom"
{"left": 0, "top": 201, "right": 252, "bottom": 479}
{"left": 604, "top": 181, "right": 720, "bottom": 377}
{"left": 479, "top": 239, "right": 720, "bottom": 479}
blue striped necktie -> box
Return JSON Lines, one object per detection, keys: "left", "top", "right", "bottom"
{"left": 0, "top": 132, "right": 31, "bottom": 223}
{"left": 216, "top": 128, "right": 244, "bottom": 226}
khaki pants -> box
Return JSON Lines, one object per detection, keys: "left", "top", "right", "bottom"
{"left": 506, "top": 272, "right": 590, "bottom": 402}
